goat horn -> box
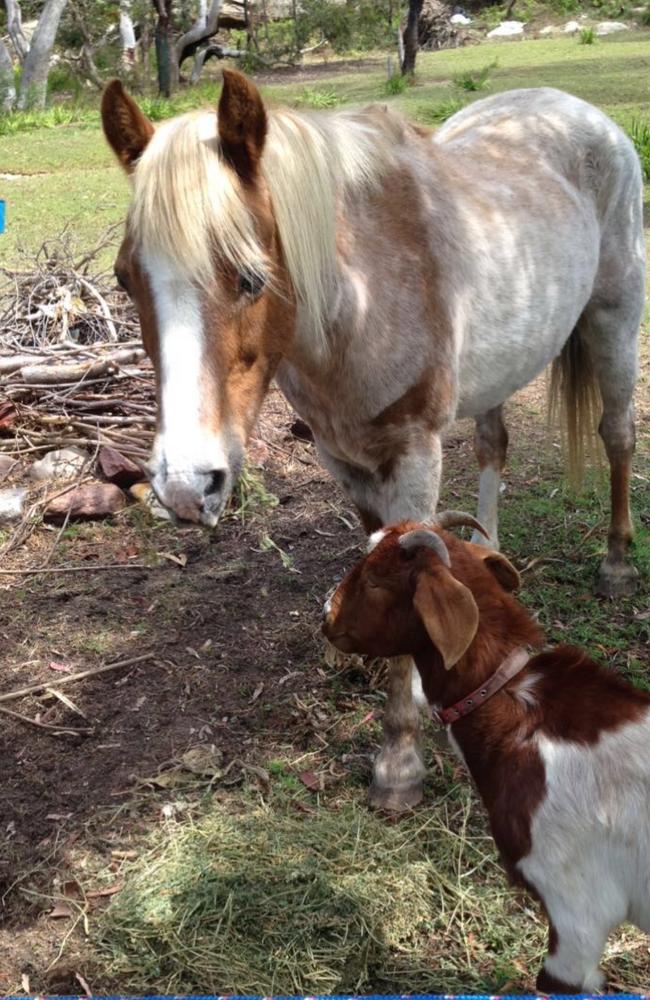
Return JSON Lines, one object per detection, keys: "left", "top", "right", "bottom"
{"left": 435, "top": 510, "right": 490, "bottom": 540}
{"left": 399, "top": 529, "right": 451, "bottom": 567}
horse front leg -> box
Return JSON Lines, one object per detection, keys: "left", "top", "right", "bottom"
{"left": 364, "top": 437, "right": 443, "bottom": 810}
{"left": 315, "top": 434, "right": 442, "bottom": 811}
{"left": 369, "top": 655, "right": 427, "bottom": 812}
{"left": 473, "top": 405, "right": 508, "bottom": 549}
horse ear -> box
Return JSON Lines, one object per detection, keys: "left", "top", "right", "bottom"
{"left": 465, "top": 542, "right": 521, "bottom": 592}
{"left": 413, "top": 569, "right": 479, "bottom": 670}
{"left": 101, "top": 79, "right": 154, "bottom": 173}
{"left": 218, "top": 69, "right": 267, "bottom": 184}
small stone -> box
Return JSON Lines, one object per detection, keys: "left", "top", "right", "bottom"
{"left": 98, "top": 446, "right": 142, "bottom": 488}
{"left": 129, "top": 482, "right": 173, "bottom": 521}
{"left": 450, "top": 13, "right": 471, "bottom": 25}
{"left": 0, "top": 487, "right": 27, "bottom": 521}
{"left": 563, "top": 20, "right": 580, "bottom": 33}
{"left": 30, "top": 447, "right": 89, "bottom": 482}
{"left": 595, "top": 20, "right": 629, "bottom": 35}
{"left": 44, "top": 481, "right": 126, "bottom": 522}
{"left": 487, "top": 20, "right": 525, "bottom": 38}
{"left": 539, "top": 25, "right": 556, "bottom": 35}
{"left": 0, "top": 455, "right": 17, "bottom": 481}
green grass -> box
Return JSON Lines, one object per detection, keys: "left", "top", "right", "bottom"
{"left": 2, "top": 33, "right": 650, "bottom": 267}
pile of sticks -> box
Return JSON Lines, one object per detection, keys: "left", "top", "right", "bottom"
{"left": 0, "top": 231, "right": 155, "bottom": 460}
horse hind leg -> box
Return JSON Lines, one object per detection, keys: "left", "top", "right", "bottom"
{"left": 472, "top": 405, "right": 508, "bottom": 550}
{"left": 582, "top": 296, "right": 641, "bottom": 598}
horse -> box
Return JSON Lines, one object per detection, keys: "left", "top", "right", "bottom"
{"left": 101, "top": 70, "right": 645, "bottom": 812}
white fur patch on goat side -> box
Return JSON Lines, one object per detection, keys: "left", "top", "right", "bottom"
{"left": 518, "top": 713, "right": 650, "bottom": 988}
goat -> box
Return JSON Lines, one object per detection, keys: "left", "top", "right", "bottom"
{"left": 322, "top": 516, "right": 650, "bottom": 994}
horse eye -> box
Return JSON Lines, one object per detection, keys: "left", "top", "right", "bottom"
{"left": 238, "top": 271, "right": 265, "bottom": 298}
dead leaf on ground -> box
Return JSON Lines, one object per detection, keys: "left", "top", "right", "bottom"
{"left": 86, "top": 882, "right": 123, "bottom": 899}
{"left": 48, "top": 660, "right": 73, "bottom": 673}
{"left": 299, "top": 770, "right": 323, "bottom": 792}
{"left": 49, "top": 900, "right": 74, "bottom": 920}
{"left": 45, "top": 687, "right": 87, "bottom": 719}
{"left": 158, "top": 551, "right": 188, "bottom": 568}
{"left": 250, "top": 681, "right": 264, "bottom": 702}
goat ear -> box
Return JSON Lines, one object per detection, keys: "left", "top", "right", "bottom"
{"left": 218, "top": 69, "right": 267, "bottom": 184}
{"left": 465, "top": 542, "right": 521, "bottom": 592}
{"left": 101, "top": 79, "right": 154, "bottom": 174}
{"left": 413, "top": 570, "right": 479, "bottom": 670}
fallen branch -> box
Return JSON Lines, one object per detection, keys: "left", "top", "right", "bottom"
{"left": 0, "top": 705, "right": 93, "bottom": 735}
{"left": 20, "top": 348, "right": 145, "bottom": 385}
{"left": 0, "top": 562, "right": 151, "bottom": 576}
{"left": 0, "top": 653, "right": 156, "bottom": 704}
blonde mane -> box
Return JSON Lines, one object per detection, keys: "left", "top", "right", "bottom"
{"left": 129, "top": 101, "right": 405, "bottom": 352}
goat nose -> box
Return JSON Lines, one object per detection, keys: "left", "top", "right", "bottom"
{"left": 205, "top": 469, "right": 227, "bottom": 497}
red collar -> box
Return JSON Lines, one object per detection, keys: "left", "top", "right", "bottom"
{"left": 434, "top": 647, "right": 531, "bottom": 726}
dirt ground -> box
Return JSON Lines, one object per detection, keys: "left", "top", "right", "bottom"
{"left": 0, "top": 366, "right": 648, "bottom": 991}
{"left": 0, "top": 386, "right": 389, "bottom": 992}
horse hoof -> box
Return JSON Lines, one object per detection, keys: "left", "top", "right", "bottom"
{"left": 368, "top": 779, "right": 423, "bottom": 813}
{"left": 596, "top": 559, "right": 639, "bottom": 599}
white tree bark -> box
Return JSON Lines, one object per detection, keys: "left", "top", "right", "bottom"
{"left": 175, "top": 0, "right": 223, "bottom": 69}
{"left": 17, "top": 0, "right": 69, "bottom": 110}
{"left": 0, "top": 36, "right": 17, "bottom": 111}
{"left": 5, "top": 0, "right": 30, "bottom": 63}
{"left": 119, "top": 0, "right": 137, "bottom": 69}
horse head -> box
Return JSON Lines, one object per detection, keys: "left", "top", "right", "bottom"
{"left": 101, "top": 71, "right": 295, "bottom": 525}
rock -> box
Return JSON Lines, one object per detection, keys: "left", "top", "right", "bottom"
{"left": 487, "top": 20, "right": 525, "bottom": 38}
{"left": 98, "top": 446, "right": 142, "bottom": 488}
{"left": 30, "top": 447, "right": 90, "bottom": 482}
{"left": 44, "top": 482, "right": 126, "bottom": 522}
{"left": 539, "top": 25, "right": 556, "bottom": 35}
{"left": 129, "top": 482, "right": 173, "bottom": 521}
{"left": 563, "top": 20, "right": 580, "bottom": 33}
{"left": 0, "top": 455, "right": 17, "bottom": 482}
{"left": 596, "top": 20, "right": 629, "bottom": 35}
{"left": 0, "top": 487, "right": 27, "bottom": 521}
{"left": 450, "top": 13, "right": 471, "bottom": 25}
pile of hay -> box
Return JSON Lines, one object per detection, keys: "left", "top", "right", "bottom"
{"left": 97, "top": 794, "right": 543, "bottom": 993}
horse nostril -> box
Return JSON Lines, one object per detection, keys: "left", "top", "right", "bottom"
{"left": 205, "top": 469, "right": 226, "bottom": 497}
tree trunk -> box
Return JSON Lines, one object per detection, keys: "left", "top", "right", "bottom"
{"left": 401, "top": 0, "right": 423, "bottom": 75}
{"left": 120, "top": 0, "right": 138, "bottom": 71}
{"left": 175, "top": 0, "right": 224, "bottom": 73}
{"left": 152, "top": 0, "right": 175, "bottom": 97}
{"left": 0, "top": 36, "right": 17, "bottom": 112}
{"left": 17, "top": 0, "right": 69, "bottom": 110}
{"left": 5, "top": 0, "right": 30, "bottom": 63}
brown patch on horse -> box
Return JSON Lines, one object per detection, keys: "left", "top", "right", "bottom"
{"left": 101, "top": 79, "right": 154, "bottom": 173}
{"left": 218, "top": 69, "right": 267, "bottom": 185}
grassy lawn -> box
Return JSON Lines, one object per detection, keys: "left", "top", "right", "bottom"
{"left": 2, "top": 32, "right": 650, "bottom": 266}
{"left": 1, "top": 30, "right": 649, "bottom": 997}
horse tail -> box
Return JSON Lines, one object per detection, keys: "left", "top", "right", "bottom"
{"left": 548, "top": 315, "right": 601, "bottom": 488}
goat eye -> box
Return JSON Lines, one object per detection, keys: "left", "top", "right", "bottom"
{"left": 239, "top": 270, "right": 265, "bottom": 298}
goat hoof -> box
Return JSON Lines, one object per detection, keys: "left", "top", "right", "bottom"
{"left": 536, "top": 967, "right": 582, "bottom": 995}
{"left": 596, "top": 559, "right": 638, "bottom": 599}
{"left": 368, "top": 779, "right": 423, "bottom": 813}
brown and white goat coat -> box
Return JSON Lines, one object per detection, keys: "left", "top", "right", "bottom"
{"left": 322, "top": 522, "right": 650, "bottom": 993}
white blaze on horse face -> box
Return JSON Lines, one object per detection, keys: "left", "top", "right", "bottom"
{"left": 143, "top": 252, "right": 229, "bottom": 526}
